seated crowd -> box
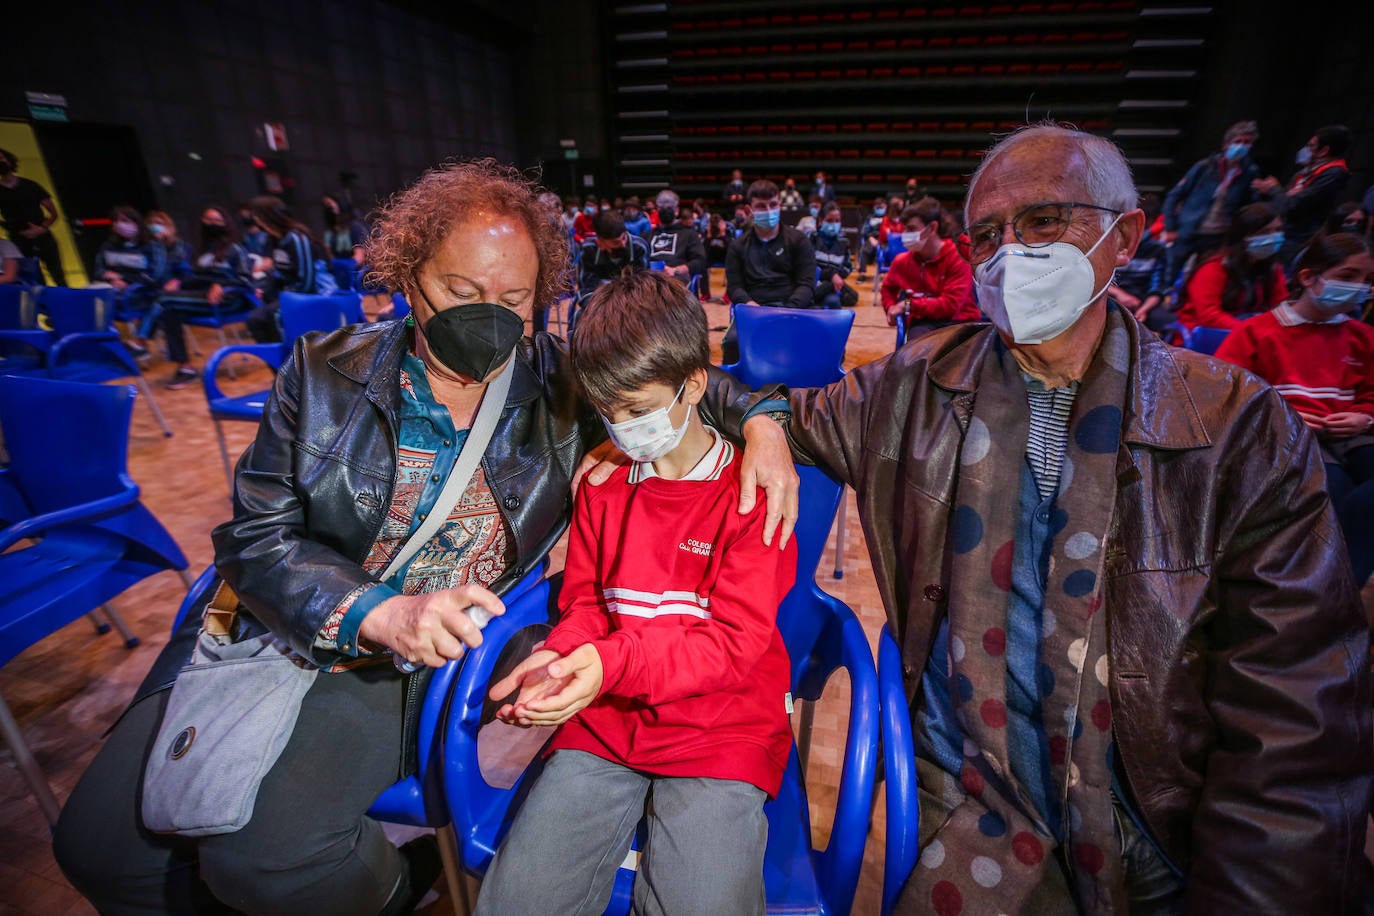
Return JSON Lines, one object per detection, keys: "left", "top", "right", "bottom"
{"left": 6, "top": 118, "right": 1374, "bottom": 916}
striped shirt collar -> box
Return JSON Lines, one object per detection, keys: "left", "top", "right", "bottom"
{"left": 1275, "top": 301, "right": 1348, "bottom": 326}
{"left": 629, "top": 427, "right": 734, "bottom": 484}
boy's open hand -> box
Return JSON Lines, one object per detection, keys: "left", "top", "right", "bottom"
{"left": 491, "top": 648, "right": 565, "bottom": 725}
{"left": 503, "top": 644, "right": 604, "bottom": 728}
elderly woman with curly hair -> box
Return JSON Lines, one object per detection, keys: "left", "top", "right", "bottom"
{"left": 54, "top": 159, "right": 798, "bottom": 916}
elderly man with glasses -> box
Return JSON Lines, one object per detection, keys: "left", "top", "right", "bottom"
{"left": 725, "top": 124, "right": 1372, "bottom": 914}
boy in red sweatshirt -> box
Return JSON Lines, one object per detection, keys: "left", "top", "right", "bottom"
{"left": 474, "top": 270, "right": 797, "bottom": 916}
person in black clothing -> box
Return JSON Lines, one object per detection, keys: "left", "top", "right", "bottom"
{"left": 901, "top": 178, "right": 921, "bottom": 207}
{"left": 705, "top": 212, "right": 733, "bottom": 270}
{"left": 723, "top": 169, "right": 746, "bottom": 210}
{"left": 577, "top": 210, "right": 649, "bottom": 297}
{"left": 245, "top": 196, "right": 327, "bottom": 343}
{"left": 722, "top": 180, "right": 817, "bottom": 361}
{"left": 647, "top": 189, "right": 709, "bottom": 298}
{"left": 0, "top": 148, "right": 64, "bottom": 285}
{"left": 811, "top": 202, "right": 857, "bottom": 309}
{"left": 322, "top": 193, "right": 368, "bottom": 263}
{"left": 1253, "top": 124, "right": 1352, "bottom": 269}
{"left": 154, "top": 206, "right": 255, "bottom": 388}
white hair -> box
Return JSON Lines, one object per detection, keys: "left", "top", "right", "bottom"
{"left": 966, "top": 123, "right": 1138, "bottom": 223}
{"left": 655, "top": 188, "right": 679, "bottom": 210}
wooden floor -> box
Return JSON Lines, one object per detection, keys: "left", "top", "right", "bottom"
{"left": 0, "top": 269, "right": 904, "bottom": 915}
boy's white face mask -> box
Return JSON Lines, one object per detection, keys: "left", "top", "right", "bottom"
{"left": 602, "top": 383, "right": 691, "bottom": 463}
{"left": 973, "top": 214, "right": 1122, "bottom": 345}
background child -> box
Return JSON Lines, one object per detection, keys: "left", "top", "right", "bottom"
{"left": 474, "top": 270, "right": 797, "bottom": 916}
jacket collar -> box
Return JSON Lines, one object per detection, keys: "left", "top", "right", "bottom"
{"left": 326, "top": 319, "right": 544, "bottom": 406}
{"left": 925, "top": 309, "right": 1211, "bottom": 452}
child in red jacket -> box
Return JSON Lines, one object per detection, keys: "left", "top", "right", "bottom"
{"left": 475, "top": 270, "right": 797, "bottom": 916}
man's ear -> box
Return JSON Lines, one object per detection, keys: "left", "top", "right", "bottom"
{"left": 1114, "top": 209, "right": 1146, "bottom": 267}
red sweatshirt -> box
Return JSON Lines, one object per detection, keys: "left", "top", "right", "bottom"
{"left": 1177, "top": 257, "right": 1286, "bottom": 330}
{"left": 572, "top": 211, "right": 596, "bottom": 243}
{"left": 1214, "top": 304, "right": 1374, "bottom": 420}
{"left": 880, "top": 239, "right": 980, "bottom": 322}
{"left": 542, "top": 435, "right": 797, "bottom": 796}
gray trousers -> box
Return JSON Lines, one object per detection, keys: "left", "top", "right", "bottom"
{"left": 475, "top": 750, "right": 768, "bottom": 916}
{"left": 53, "top": 666, "right": 406, "bottom": 916}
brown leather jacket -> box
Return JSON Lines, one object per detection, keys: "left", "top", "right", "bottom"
{"left": 756, "top": 315, "right": 1373, "bottom": 912}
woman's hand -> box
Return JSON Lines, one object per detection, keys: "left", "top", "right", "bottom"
{"left": 206, "top": 283, "right": 224, "bottom": 306}
{"left": 741, "top": 414, "right": 799, "bottom": 547}
{"left": 357, "top": 584, "right": 504, "bottom": 668}
{"left": 1322, "top": 412, "right": 1374, "bottom": 440}
{"left": 573, "top": 439, "right": 628, "bottom": 495}
{"left": 500, "top": 644, "right": 604, "bottom": 727}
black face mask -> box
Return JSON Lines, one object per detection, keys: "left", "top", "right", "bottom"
{"left": 659, "top": 207, "right": 677, "bottom": 225}
{"left": 415, "top": 288, "right": 524, "bottom": 382}
{"left": 0, "top": 161, "right": 12, "bottom": 176}
{"left": 240, "top": 216, "right": 258, "bottom": 229}
{"left": 201, "top": 223, "right": 226, "bottom": 242}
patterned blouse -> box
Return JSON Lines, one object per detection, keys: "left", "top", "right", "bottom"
{"left": 316, "top": 352, "right": 511, "bottom": 663}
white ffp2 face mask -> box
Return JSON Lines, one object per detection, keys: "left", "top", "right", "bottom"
{"left": 602, "top": 383, "right": 691, "bottom": 463}
{"left": 973, "top": 214, "right": 1123, "bottom": 345}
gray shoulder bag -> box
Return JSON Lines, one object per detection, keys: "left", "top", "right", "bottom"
{"left": 141, "top": 359, "right": 514, "bottom": 836}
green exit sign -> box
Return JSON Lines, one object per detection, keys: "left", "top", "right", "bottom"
{"left": 29, "top": 104, "right": 67, "bottom": 122}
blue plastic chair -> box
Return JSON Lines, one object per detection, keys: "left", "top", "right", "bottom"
{"left": 1, "top": 287, "right": 174, "bottom": 437}
{"left": 443, "top": 464, "right": 879, "bottom": 915}
{"left": 721, "top": 304, "right": 855, "bottom": 581}
{"left": 202, "top": 291, "right": 366, "bottom": 492}
{"left": 1186, "top": 326, "right": 1230, "bottom": 355}
{"left": 895, "top": 313, "right": 907, "bottom": 350}
{"left": 0, "top": 376, "right": 192, "bottom": 825}
{"left": 0, "top": 284, "right": 44, "bottom": 372}
{"left": 870, "top": 235, "right": 906, "bottom": 306}
{"left": 878, "top": 628, "right": 921, "bottom": 915}
{"left": 720, "top": 305, "right": 854, "bottom": 389}
{"left": 278, "top": 290, "right": 364, "bottom": 342}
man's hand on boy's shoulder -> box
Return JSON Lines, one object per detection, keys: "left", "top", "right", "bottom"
{"left": 741, "top": 414, "right": 799, "bottom": 548}
{"left": 573, "top": 440, "right": 629, "bottom": 494}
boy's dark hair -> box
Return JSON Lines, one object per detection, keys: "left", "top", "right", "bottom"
{"left": 821, "top": 201, "right": 842, "bottom": 218}
{"left": 746, "top": 179, "right": 779, "bottom": 202}
{"left": 1314, "top": 124, "right": 1351, "bottom": 158}
{"left": 592, "top": 210, "right": 626, "bottom": 239}
{"left": 901, "top": 196, "right": 944, "bottom": 231}
{"left": 0, "top": 148, "right": 15, "bottom": 168}
{"left": 570, "top": 270, "right": 710, "bottom": 412}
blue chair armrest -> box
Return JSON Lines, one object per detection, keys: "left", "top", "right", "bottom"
{"left": 443, "top": 575, "right": 558, "bottom": 873}
{"left": 815, "top": 601, "right": 881, "bottom": 915}
{"left": 203, "top": 343, "right": 287, "bottom": 402}
{"left": 879, "top": 628, "right": 920, "bottom": 916}
{"left": 47, "top": 329, "right": 123, "bottom": 366}
{"left": 895, "top": 314, "right": 906, "bottom": 350}
{"left": 0, "top": 485, "right": 141, "bottom": 553}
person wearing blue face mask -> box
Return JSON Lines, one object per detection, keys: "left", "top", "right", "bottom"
{"left": 721, "top": 179, "right": 817, "bottom": 360}
{"left": 1176, "top": 202, "right": 1287, "bottom": 331}
{"left": 715, "top": 123, "right": 1373, "bottom": 915}
{"left": 1216, "top": 231, "right": 1374, "bottom": 585}
{"left": 856, "top": 196, "right": 887, "bottom": 279}
{"left": 1252, "top": 124, "right": 1352, "bottom": 268}
{"left": 810, "top": 203, "right": 857, "bottom": 309}
{"left": 1162, "top": 120, "right": 1261, "bottom": 285}
{"left": 573, "top": 195, "right": 599, "bottom": 243}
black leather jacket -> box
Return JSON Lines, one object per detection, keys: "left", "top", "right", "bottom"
{"left": 135, "top": 321, "right": 769, "bottom": 747}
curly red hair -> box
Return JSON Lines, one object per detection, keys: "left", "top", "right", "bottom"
{"left": 367, "top": 158, "right": 569, "bottom": 305}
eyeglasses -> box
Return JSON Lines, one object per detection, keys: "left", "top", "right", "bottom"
{"left": 966, "top": 201, "right": 1123, "bottom": 264}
